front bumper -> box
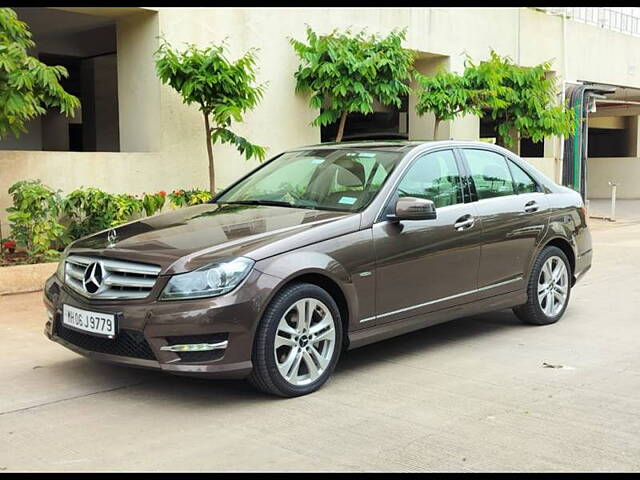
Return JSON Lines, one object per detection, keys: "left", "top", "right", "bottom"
{"left": 43, "top": 269, "right": 280, "bottom": 379}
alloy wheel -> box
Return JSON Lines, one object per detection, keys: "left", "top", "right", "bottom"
{"left": 537, "top": 255, "right": 569, "bottom": 317}
{"left": 274, "top": 298, "right": 336, "bottom": 386}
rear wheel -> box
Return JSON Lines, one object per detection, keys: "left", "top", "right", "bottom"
{"left": 248, "top": 282, "right": 342, "bottom": 397}
{"left": 513, "top": 246, "right": 572, "bottom": 325}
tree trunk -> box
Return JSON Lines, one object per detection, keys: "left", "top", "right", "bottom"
{"left": 433, "top": 118, "right": 441, "bottom": 140}
{"left": 497, "top": 127, "right": 520, "bottom": 155}
{"left": 203, "top": 113, "right": 215, "bottom": 194}
{"left": 335, "top": 111, "right": 348, "bottom": 142}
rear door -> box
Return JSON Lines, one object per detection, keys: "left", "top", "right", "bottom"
{"left": 371, "top": 149, "right": 483, "bottom": 325}
{"left": 458, "top": 147, "right": 549, "bottom": 297}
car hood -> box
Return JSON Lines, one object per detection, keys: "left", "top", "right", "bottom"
{"left": 69, "top": 203, "right": 360, "bottom": 274}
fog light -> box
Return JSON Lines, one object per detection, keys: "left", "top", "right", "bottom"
{"left": 160, "top": 341, "right": 228, "bottom": 352}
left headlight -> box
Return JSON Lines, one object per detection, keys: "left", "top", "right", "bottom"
{"left": 159, "top": 257, "right": 255, "bottom": 300}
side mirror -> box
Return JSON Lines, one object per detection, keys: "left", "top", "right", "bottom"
{"left": 388, "top": 196, "right": 437, "bottom": 221}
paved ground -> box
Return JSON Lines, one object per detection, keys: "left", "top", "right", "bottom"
{"left": 1, "top": 218, "right": 639, "bottom": 472}
{"left": 588, "top": 198, "right": 640, "bottom": 222}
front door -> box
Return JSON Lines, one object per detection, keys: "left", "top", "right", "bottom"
{"left": 371, "top": 149, "right": 483, "bottom": 325}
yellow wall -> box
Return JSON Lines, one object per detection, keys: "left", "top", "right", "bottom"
{"left": 0, "top": 151, "right": 207, "bottom": 235}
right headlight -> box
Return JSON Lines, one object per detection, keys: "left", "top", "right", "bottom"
{"left": 55, "top": 258, "right": 65, "bottom": 283}
{"left": 159, "top": 257, "right": 255, "bottom": 300}
{"left": 55, "top": 244, "right": 73, "bottom": 283}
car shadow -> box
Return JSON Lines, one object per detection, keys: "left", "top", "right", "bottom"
{"left": 48, "top": 309, "right": 523, "bottom": 405}
{"left": 336, "top": 308, "right": 523, "bottom": 375}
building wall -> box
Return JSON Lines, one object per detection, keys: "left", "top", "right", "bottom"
{"left": 587, "top": 157, "right": 640, "bottom": 199}
{"left": 5, "top": 7, "right": 640, "bottom": 234}
{"left": 0, "top": 150, "right": 206, "bottom": 238}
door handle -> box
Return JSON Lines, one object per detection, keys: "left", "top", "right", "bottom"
{"left": 524, "top": 200, "right": 539, "bottom": 213}
{"left": 454, "top": 214, "right": 475, "bottom": 231}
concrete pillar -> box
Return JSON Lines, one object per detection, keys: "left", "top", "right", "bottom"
{"left": 408, "top": 55, "right": 451, "bottom": 141}
{"left": 116, "top": 11, "right": 160, "bottom": 152}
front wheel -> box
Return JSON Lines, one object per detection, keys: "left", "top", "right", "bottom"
{"left": 513, "top": 246, "right": 572, "bottom": 325}
{"left": 248, "top": 283, "right": 343, "bottom": 397}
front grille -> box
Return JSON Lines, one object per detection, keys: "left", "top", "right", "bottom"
{"left": 65, "top": 255, "right": 161, "bottom": 300}
{"left": 166, "top": 333, "right": 228, "bottom": 363}
{"left": 55, "top": 319, "right": 156, "bottom": 361}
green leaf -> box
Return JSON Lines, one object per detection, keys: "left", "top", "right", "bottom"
{"left": 0, "top": 8, "right": 80, "bottom": 140}
{"left": 289, "top": 26, "right": 415, "bottom": 131}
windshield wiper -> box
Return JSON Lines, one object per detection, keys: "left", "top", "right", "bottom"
{"left": 217, "top": 200, "right": 349, "bottom": 212}
{"left": 218, "top": 200, "right": 314, "bottom": 210}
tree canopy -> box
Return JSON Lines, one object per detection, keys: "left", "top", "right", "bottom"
{"left": 290, "top": 26, "right": 415, "bottom": 142}
{"left": 155, "top": 38, "right": 266, "bottom": 193}
{"left": 415, "top": 69, "right": 494, "bottom": 139}
{"left": 415, "top": 50, "right": 573, "bottom": 148}
{"left": 465, "top": 50, "right": 573, "bottom": 148}
{"left": 0, "top": 7, "right": 80, "bottom": 140}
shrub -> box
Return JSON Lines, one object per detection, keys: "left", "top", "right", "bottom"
{"left": 5, "top": 182, "right": 215, "bottom": 262}
{"left": 168, "top": 189, "right": 212, "bottom": 209}
{"left": 62, "top": 188, "right": 143, "bottom": 241}
{"left": 142, "top": 191, "right": 167, "bottom": 216}
{"left": 6, "top": 180, "right": 65, "bottom": 261}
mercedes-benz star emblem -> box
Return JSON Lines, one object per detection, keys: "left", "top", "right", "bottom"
{"left": 107, "top": 229, "right": 117, "bottom": 248}
{"left": 83, "top": 262, "right": 104, "bottom": 294}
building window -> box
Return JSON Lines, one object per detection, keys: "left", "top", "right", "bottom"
{"left": 480, "top": 116, "right": 545, "bottom": 156}
{"left": 588, "top": 116, "right": 637, "bottom": 157}
{"left": 320, "top": 96, "right": 409, "bottom": 142}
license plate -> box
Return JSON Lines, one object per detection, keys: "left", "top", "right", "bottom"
{"left": 62, "top": 304, "right": 116, "bottom": 338}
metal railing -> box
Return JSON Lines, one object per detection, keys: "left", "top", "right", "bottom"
{"left": 538, "top": 7, "right": 640, "bottom": 38}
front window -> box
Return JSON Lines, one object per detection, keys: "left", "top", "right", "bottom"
{"left": 216, "top": 148, "right": 402, "bottom": 212}
{"left": 395, "top": 150, "right": 464, "bottom": 208}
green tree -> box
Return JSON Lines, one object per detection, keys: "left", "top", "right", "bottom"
{"left": 0, "top": 8, "right": 80, "bottom": 140}
{"left": 414, "top": 69, "right": 495, "bottom": 139}
{"left": 465, "top": 50, "right": 573, "bottom": 149}
{"left": 155, "top": 39, "right": 267, "bottom": 193}
{"left": 290, "top": 26, "right": 415, "bottom": 142}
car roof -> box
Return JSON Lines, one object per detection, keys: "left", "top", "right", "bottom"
{"left": 287, "top": 140, "right": 510, "bottom": 154}
{"left": 287, "top": 140, "right": 423, "bottom": 153}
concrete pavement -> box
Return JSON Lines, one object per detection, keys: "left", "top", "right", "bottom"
{"left": 1, "top": 218, "right": 639, "bottom": 472}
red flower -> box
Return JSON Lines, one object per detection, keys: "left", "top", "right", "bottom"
{"left": 2, "top": 240, "right": 16, "bottom": 250}
{"left": 158, "top": 190, "right": 167, "bottom": 197}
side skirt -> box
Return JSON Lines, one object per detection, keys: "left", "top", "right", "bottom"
{"left": 347, "top": 290, "right": 527, "bottom": 350}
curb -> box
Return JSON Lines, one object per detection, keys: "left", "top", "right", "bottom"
{"left": 0, "top": 262, "right": 58, "bottom": 296}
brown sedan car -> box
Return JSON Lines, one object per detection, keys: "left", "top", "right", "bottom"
{"left": 44, "top": 141, "right": 592, "bottom": 397}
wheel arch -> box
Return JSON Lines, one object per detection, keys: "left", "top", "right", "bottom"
{"left": 541, "top": 236, "right": 577, "bottom": 284}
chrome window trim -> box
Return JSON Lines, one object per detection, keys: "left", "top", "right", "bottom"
{"left": 360, "top": 276, "right": 522, "bottom": 323}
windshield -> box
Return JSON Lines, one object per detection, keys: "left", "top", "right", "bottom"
{"left": 216, "top": 148, "right": 403, "bottom": 212}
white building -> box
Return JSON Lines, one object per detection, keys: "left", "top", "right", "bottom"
{"left": 2, "top": 7, "right": 640, "bottom": 233}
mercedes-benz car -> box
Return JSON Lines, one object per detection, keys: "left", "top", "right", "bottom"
{"left": 43, "top": 141, "right": 592, "bottom": 397}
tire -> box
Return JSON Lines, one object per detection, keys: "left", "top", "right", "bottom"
{"left": 513, "top": 246, "right": 572, "bottom": 325}
{"left": 248, "top": 282, "right": 343, "bottom": 397}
